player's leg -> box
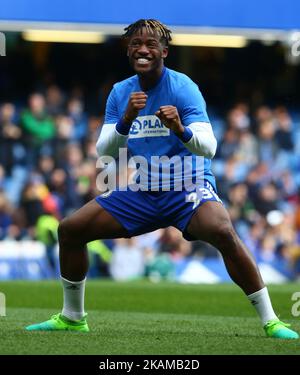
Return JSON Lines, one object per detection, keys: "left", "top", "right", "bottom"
{"left": 187, "top": 201, "right": 263, "bottom": 293}
{"left": 26, "top": 199, "right": 129, "bottom": 332}
{"left": 186, "top": 201, "right": 299, "bottom": 339}
{"left": 58, "top": 199, "right": 129, "bottom": 281}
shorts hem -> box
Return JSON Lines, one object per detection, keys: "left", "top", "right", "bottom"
{"left": 94, "top": 197, "right": 133, "bottom": 238}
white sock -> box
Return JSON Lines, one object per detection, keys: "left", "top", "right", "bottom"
{"left": 247, "top": 287, "right": 278, "bottom": 326}
{"left": 61, "top": 276, "right": 86, "bottom": 321}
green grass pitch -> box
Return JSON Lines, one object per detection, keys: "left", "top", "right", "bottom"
{"left": 0, "top": 280, "right": 299, "bottom": 354}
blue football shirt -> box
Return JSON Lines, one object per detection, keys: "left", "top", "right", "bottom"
{"left": 104, "top": 67, "right": 216, "bottom": 191}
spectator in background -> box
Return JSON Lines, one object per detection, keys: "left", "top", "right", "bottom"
{"left": 257, "top": 119, "right": 277, "bottom": 164}
{"left": 58, "top": 144, "right": 86, "bottom": 210}
{"left": 159, "top": 227, "right": 183, "bottom": 254}
{"left": 243, "top": 217, "right": 266, "bottom": 259}
{"left": 227, "top": 104, "right": 250, "bottom": 132}
{"left": 217, "top": 155, "right": 249, "bottom": 198}
{"left": 87, "top": 116, "right": 103, "bottom": 142}
{"left": 245, "top": 163, "right": 271, "bottom": 203}
{"left": 170, "top": 237, "right": 192, "bottom": 262}
{"left": 20, "top": 178, "right": 45, "bottom": 238}
{"left": 36, "top": 212, "right": 59, "bottom": 274}
{"left": 227, "top": 182, "right": 255, "bottom": 236}
{"left": 20, "top": 93, "right": 56, "bottom": 167}
{"left": 46, "top": 85, "right": 65, "bottom": 116}
{"left": 67, "top": 98, "right": 88, "bottom": 144}
{"left": 37, "top": 155, "right": 55, "bottom": 187}
{"left": 0, "top": 191, "right": 13, "bottom": 240}
{"left": 0, "top": 165, "right": 5, "bottom": 191}
{"left": 54, "top": 114, "right": 74, "bottom": 160}
{"left": 75, "top": 160, "right": 97, "bottom": 204}
{"left": 255, "top": 106, "right": 274, "bottom": 129}
{"left": 0, "top": 103, "right": 22, "bottom": 175}
{"left": 254, "top": 182, "right": 279, "bottom": 216}
{"left": 216, "top": 127, "right": 239, "bottom": 160}
{"left": 235, "top": 126, "right": 258, "bottom": 167}
{"left": 48, "top": 168, "right": 75, "bottom": 216}
{"left": 267, "top": 210, "right": 297, "bottom": 263}
{"left": 158, "top": 227, "right": 193, "bottom": 262}
{"left": 278, "top": 170, "right": 298, "bottom": 204}
{"left": 109, "top": 238, "right": 145, "bottom": 281}
{"left": 62, "top": 143, "right": 84, "bottom": 171}
{"left": 274, "top": 106, "right": 294, "bottom": 152}
{"left": 257, "top": 233, "right": 278, "bottom": 263}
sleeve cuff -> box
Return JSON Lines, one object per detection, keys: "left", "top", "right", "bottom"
{"left": 115, "top": 118, "right": 131, "bottom": 136}
{"left": 178, "top": 127, "right": 193, "bottom": 143}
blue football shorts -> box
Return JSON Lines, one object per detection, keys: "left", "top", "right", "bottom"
{"left": 95, "top": 180, "right": 222, "bottom": 241}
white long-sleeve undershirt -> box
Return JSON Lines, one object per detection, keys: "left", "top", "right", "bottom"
{"left": 96, "top": 121, "right": 217, "bottom": 159}
{"left": 96, "top": 123, "right": 128, "bottom": 159}
{"left": 182, "top": 122, "right": 217, "bottom": 159}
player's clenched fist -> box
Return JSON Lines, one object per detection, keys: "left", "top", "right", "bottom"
{"left": 123, "top": 92, "right": 148, "bottom": 123}
{"left": 155, "top": 105, "right": 185, "bottom": 136}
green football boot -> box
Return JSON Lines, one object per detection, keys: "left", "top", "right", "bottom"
{"left": 264, "top": 319, "right": 299, "bottom": 339}
{"left": 25, "top": 313, "right": 89, "bottom": 332}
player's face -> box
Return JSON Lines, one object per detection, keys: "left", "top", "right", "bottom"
{"left": 127, "top": 28, "right": 168, "bottom": 75}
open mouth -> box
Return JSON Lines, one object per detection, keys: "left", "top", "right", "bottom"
{"left": 136, "top": 57, "right": 151, "bottom": 65}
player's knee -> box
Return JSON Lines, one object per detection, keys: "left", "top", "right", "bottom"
{"left": 213, "top": 221, "right": 238, "bottom": 249}
{"left": 58, "top": 218, "right": 78, "bottom": 245}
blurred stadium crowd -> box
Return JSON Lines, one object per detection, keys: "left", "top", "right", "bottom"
{"left": 1, "top": 85, "right": 300, "bottom": 280}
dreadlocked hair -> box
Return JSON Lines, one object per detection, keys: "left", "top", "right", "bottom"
{"left": 123, "top": 19, "right": 172, "bottom": 46}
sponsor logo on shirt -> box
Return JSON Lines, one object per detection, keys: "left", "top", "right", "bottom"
{"left": 129, "top": 116, "right": 170, "bottom": 138}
